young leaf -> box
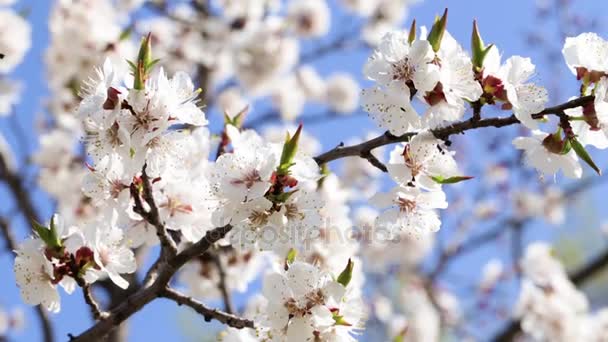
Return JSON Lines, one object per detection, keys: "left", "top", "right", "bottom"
{"left": 431, "top": 175, "right": 474, "bottom": 184}
{"left": 471, "top": 20, "right": 494, "bottom": 69}
{"left": 427, "top": 8, "right": 448, "bottom": 53}
{"left": 408, "top": 19, "right": 417, "bottom": 45}
{"left": 277, "top": 124, "right": 303, "bottom": 175}
{"left": 337, "top": 258, "right": 354, "bottom": 288}
{"left": 570, "top": 138, "right": 601, "bottom": 175}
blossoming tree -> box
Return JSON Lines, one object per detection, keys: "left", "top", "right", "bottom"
{"left": 2, "top": 0, "right": 608, "bottom": 341}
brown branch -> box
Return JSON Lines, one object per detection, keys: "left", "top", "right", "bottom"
{"left": 82, "top": 284, "right": 108, "bottom": 321}
{"left": 160, "top": 287, "right": 253, "bottom": 328}
{"left": 211, "top": 252, "right": 234, "bottom": 314}
{"left": 314, "top": 95, "right": 595, "bottom": 168}
{"left": 130, "top": 165, "right": 178, "bottom": 257}
{"left": 70, "top": 225, "right": 235, "bottom": 341}
{"left": 0, "top": 154, "right": 41, "bottom": 223}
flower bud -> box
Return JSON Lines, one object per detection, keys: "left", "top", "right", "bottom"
{"left": 407, "top": 19, "right": 416, "bottom": 45}
{"left": 471, "top": 20, "right": 494, "bottom": 70}
{"left": 427, "top": 8, "right": 448, "bottom": 53}
{"left": 131, "top": 33, "right": 159, "bottom": 90}
{"left": 277, "top": 124, "right": 303, "bottom": 176}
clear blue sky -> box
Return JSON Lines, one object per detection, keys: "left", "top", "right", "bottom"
{"left": 2, "top": 0, "right": 608, "bottom": 341}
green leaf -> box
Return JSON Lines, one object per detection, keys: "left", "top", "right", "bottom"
{"left": 427, "top": 8, "right": 448, "bottom": 53}
{"left": 570, "top": 138, "right": 602, "bottom": 175}
{"left": 277, "top": 124, "right": 303, "bottom": 175}
{"left": 119, "top": 26, "right": 133, "bottom": 41}
{"left": 560, "top": 138, "right": 572, "bottom": 155}
{"left": 32, "top": 217, "right": 62, "bottom": 249}
{"left": 431, "top": 175, "right": 474, "bottom": 184}
{"left": 32, "top": 220, "right": 51, "bottom": 242}
{"left": 407, "top": 19, "right": 417, "bottom": 45}
{"left": 285, "top": 248, "right": 297, "bottom": 267}
{"left": 133, "top": 33, "right": 154, "bottom": 90}
{"left": 126, "top": 59, "right": 137, "bottom": 72}
{"left": 332, "top": 314, "right": 352, "bottom": 327}
{"left": 269, "top": 189, "right": 298, "bottom": 203}
{"left": 337, "top": 258, "right": 353, "bottom": 288}
{"left": 471, "top": 20, "right": 494, "bottom": 69}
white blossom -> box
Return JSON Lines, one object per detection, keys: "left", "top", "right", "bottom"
{"left": 513, "top": 130, "right": 582, "bottom": 179}
{"left": 370, "top": 185, "right": 447, "bottom": 236}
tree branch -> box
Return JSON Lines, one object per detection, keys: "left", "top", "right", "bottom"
{"left": 0, "top": 154, "right": 41, "bottom": 223}
{"left": 211, "top": 252, "right": 234, "bottom": 314}
{"left": 81, "top": 284, "right": 108, "bottom": 321}
{"left": 70, "top": 225, "right": 235, "bottom": 341}
{"left": 314, "top": 95, "right": 595, "bottom": 168}
{"left": 160, "top": 287, "right": 253, "bottom": 328}
{"left": 130, "top": 166, "right": 178, "bottom": 257}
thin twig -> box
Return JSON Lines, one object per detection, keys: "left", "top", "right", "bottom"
{"left": 161, "top": 287, "right": 252, "bottom": 328}
{"left": 130, "top": 165, "right": 178, "bottom": 256}
{"left": 314, "top": 96, "right": 595, "bottom": 168}
{"left": 70, "top": 225, "right": 234, "bottom": 341}
{"left": 82, "top": 284, "right": 108, "bottom": 320}
{"left": 211, "top": 252, "right": 234, "bottom": 314}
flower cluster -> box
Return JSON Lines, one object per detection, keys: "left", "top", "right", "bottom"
{"left": 255, "top": 261, "right": 365, "bottom": 341}
{"left": 515, "top": 242, "right": 608, "bottom": 341}
{"left": 14, "top": 214, "right": 135, "bottom": 312}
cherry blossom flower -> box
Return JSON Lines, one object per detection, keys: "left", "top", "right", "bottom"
{"left": 386, "top": 132, "right": 459, "bottom": 190}
{"left": 562, "top": 32, "right": 608, "bottom": 77}
{"left": 0, "top": 9, "right": 31, "bottom": 73}
{"left": 370, "top": 185, "right": 448, "bottom": 236}
{"left": 513, "top": 130, "right": 582, "bottom": 179}
{"left": 485, "top": 52, "right": 548, "bottom": 129}
{"left": 261, "top": 261, "right": 364, "bottom": 341}
{"left": 14, "top": 239, "right": 62, "bottom": 313}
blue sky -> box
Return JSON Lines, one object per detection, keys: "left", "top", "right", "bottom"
{"left": 2, "top": 0, "right": 608, "bottom": 341}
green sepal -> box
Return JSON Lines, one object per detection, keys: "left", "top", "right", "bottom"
{"left": 268, "top": 189, "right": 298, "bottom": 203}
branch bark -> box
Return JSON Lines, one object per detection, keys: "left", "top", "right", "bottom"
{"left": 69, "top": 225, "right": 247, "bottom": 341}
{"left": 130, "top": 165, "right": 178, "bottom": 256}
{"left": 314, "top": 96, "right": 595, "bottom": 168}
{"left": 161, "top": 287, "right": 252, "bottom": 328}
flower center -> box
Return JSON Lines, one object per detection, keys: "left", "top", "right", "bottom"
{"left": 231, "top": 169, "right": 262, "bottom": 189}
{"left": 160, "top": 197, "right": 193, "bottom": 217}
{"left": 284, "top": 289, "right": 325, "bottom": 317}
{"left": 392, "top": 58, "right": 415, "bottom": 83}
{"left": 396, "top": 197, "right": 416, "bottom": 213}
{"left": 249, "top": 210, "right": 269, "bottom": 227}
